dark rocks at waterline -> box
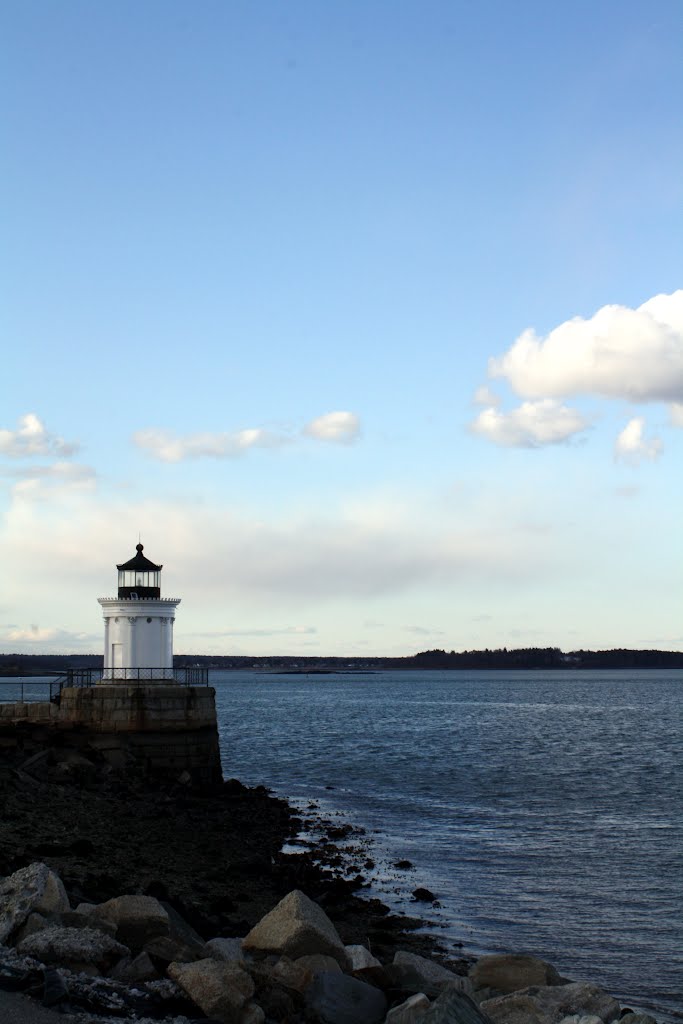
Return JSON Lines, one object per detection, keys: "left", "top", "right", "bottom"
{"left": 411, "top": 888, "right": 437, "bottom": 903}
{"left": 0, "top": 865, "right": 656, "bottom": 1024}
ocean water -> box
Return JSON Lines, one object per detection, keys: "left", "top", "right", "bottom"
{"left": 213, "top": 669, "right": 683, "bottom": 1021}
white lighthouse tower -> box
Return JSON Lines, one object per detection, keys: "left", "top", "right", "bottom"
{"left": 98, "top": 543, "right": 181, "bottom": 682}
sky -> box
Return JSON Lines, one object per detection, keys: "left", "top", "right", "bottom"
{"left": 1, "top": 1, "right": 682, "bottom": 657}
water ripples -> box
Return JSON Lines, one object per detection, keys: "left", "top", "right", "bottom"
{"left": 215, "top": 669, "right": 682, "bottom": 1021}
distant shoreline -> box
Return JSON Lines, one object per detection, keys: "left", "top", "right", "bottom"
{"left": 2, "top": 646, "right": 683, "bottom": 675}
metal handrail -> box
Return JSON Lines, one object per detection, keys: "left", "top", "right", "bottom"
{"left": 0, "top": 677, "right": 60, "bottom": 703}
{"left": 0, "top": 665, "right": 209, "bottom": 704}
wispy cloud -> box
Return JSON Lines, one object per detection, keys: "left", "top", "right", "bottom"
{"left": 0, "top": 413, "right": 80, "bottom": 458}
{"left": 132, "top": 410, "right": 362, "bottom": 462}
{"left": 6, "top": 462, "right": 97, "bottom": 501}
{"left": 3, "top": 625, "right": 97, "bottom": 645}
{"left": 131, "top": 427, "right": 285, "bottom": 463}
{"left": 402, "top": 625, "right": 445, "bottom": 636}
{"left": 194, "top": 626, "right": 317, "bottom": 637}
{"left": 470, "top": 399, "right": 589, "bottom": 447}
{"left": 472, "top": 385, "right": 501, "bottom": 407}
{"left": 614, "top": 417, "right": 662, "bottom": 464}
{"left": 0, "top": 490, "right": 556, "bottom": 621}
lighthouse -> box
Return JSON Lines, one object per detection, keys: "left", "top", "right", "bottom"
{"left": 98, "top": 543, "right": 181, "bottom": 682}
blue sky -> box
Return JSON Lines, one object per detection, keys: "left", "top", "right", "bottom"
{"left": 1, "top": 1, "right": 682, "bottom": 656}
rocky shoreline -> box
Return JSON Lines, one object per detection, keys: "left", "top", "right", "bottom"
{"left": 0, "top": 736, "right": 662, "bottom": 1024}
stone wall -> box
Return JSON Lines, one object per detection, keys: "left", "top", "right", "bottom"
{"left": 58, "top": 685, "right": 217, "bottom": 732}
{"left": 0, "top": 685, "right": 222, "bottom": 783}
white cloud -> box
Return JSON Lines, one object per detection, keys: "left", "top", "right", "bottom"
{"left": 0, "top": 413, "right": 80, "bottom": 458}
{"left": 670, "top": 402, "right": 683, "bottom": 427}
{"left": 6, "top": 625, "right": 58, "bottom": 642}
{"left": 7, "top": 462, "right": 97, "bottom": 501}
{"left": 473, "top": 385, "right": 501, "bottom": 406}
{"left": 489, "top": 290, "right": 683, "bottom": 403}
{"left": 131, "top": 427, "right": 284, "bottom": 462}
{"left": 303, "top": 411, "right": 360, "bottom": 443}
{"left": 469, "top": 399, "right": 589, "bottom": 447}
{"left": 3, "top": 625, "right": 95, "bottom": 645}
{"left": 0, "top": 489, "right": 553, "bottom": 627}
{"left": 132, "top": 410, "right": 362, "bottom": 461}
{"left": 614, "top": 417, "right": 662, "bottom": 464}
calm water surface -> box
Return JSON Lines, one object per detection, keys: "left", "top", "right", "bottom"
{"left": 213, "top": 669, "right": 682, "bottom": 1021}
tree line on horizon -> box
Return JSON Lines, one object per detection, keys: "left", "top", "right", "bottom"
{"left": 1, "top": 646, "right": 682, "bottom": 675}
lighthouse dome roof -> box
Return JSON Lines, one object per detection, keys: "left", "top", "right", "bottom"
{"left": 116, "top": 543, "right": 163, "bottom": 572}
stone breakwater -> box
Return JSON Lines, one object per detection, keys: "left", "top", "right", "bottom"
{"left": 0, "top": 864, "right": 657, "bottom": 1024}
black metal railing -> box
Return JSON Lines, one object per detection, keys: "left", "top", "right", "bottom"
{"left": 0, "top": 665, "right": 209, "bottom": 705}
{"left": 83, "top": 666, "right": 208, "bottom": 686}
{"left": 0, "top": 677, "right": 61, "bottom": 703}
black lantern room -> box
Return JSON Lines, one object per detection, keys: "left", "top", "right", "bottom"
{"left": 117, "top": 543, "right": 162, "bottom": 599}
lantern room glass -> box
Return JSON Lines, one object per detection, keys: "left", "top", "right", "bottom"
{"left": 118, "top": 570, "right": 160, "bottom": 590}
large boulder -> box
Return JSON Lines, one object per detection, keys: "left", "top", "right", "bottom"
{"left": 479, "top": 992, "right": 551, "bottom": 1024}
{"left": 386, "top": 993, "right": 432, "bottom": 1023}
{"left": 305, "top": 970, "right": 388, "bottom": 1024}
{"left": 168, "top": 957, "right": 256, "bottom": 1023}
{"left": 205, "top": 937, "right": 245, "bottom": 963}
{"left": 393, "top": 951, "right": 474, "bottom": 998}
{"left": 295, "top": 953, "right": 342, "bottom": 976}
{"left": 144, "top": 933, "right": 206, "bottom": 965}
{"left": 17, "top": 925, "right": 128, "bottom": 974}
{"left": 242, "top": 890, "right": 349, "bottom": 968}
{"left": 109, "top": 950, "right": 160, "bottom": 983}
{"left": 0, "top": 863, "right": 70, "bottom": 944}
{"left": 481, "top": 982, "right": 621, "bottom": 1024}
{"left": 346, "top": 944, "right": 382, "bottom": 971}
{"left": 420, "top": 986, "right": 496, "bottom": 1023}
{"left": 270, "top": 955, "right": 316, "bottom": 994}
{"left": 89, "top": 894, "right": 170, "bottom": 951}
{"left": 470, "top": 955, "right": 564, "bottom": 994}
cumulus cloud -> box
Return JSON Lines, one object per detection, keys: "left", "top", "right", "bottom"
{"left": 469, "top": 399, "right": 589, "bottom": 447}
{"left": 614, "top": 417, "right": 662, "bottom": 464}
{"left": 0, "top": 413, "right": 80, "bottom": 458}
{"left": 133, "top": 411, "right": 362, "bottom": 461}
{"left": 303, "top": 411, "right": 360, "bottom": 443}
{"left": 670, "top": 403, "right": 683, "bottom": 427}
{"left": 489, "top": 290, "right": 683, "bottom": 403}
